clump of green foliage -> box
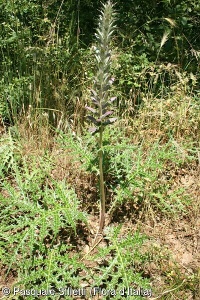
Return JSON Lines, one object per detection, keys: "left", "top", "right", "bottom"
{"left": 0, "top": 139, "right": 87, "bottom": 288}
{"left": 0, "top": 131, "right": 150, "bottom": 299}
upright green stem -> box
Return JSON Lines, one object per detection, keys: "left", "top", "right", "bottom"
{"left": 99, "top": 125, "right": 105, "bottom": 232}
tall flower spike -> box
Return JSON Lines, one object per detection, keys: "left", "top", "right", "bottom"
{"left": 86, "top": 1, "right": 117, "bottom": 233}
{"left": 86, "top": 0, "right": 117, "bottom": 135}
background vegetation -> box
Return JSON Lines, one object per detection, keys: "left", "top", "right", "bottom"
{"left": 0, "top": 0, "right": 199, "bottom": 299}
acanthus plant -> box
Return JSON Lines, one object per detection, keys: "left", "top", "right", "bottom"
{"left": 86, "top": 1, "right": 117, "bottom": 233}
